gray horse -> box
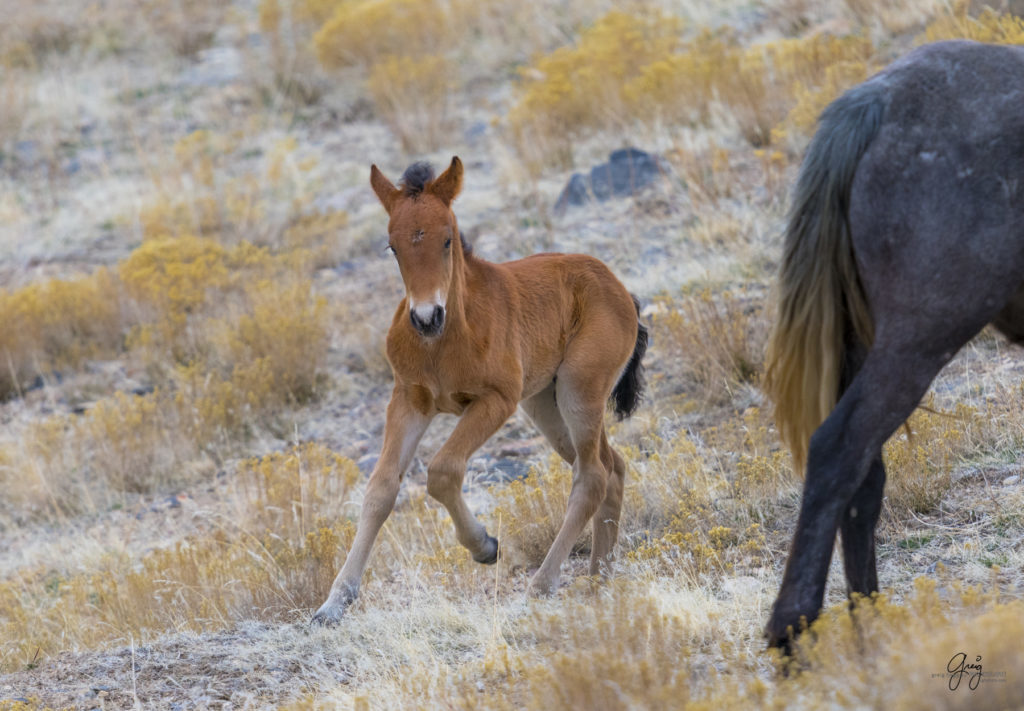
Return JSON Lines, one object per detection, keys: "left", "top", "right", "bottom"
{"left": 763, "top": 40, "right": 1024, "bottom": 651}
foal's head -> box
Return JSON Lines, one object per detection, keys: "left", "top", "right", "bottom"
{"left": 371, "top": 157, "right": 466, "bottom": 338}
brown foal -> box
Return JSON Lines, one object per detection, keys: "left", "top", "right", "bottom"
{"left": 313, "top": 157, "right": 647, "bottom": 624}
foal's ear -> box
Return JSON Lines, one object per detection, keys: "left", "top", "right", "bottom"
{"left": 430, "top": 156, "right": 463, "bottom": 207}
{"left": 370, "top": 164, "right": 401, "bottom": 214}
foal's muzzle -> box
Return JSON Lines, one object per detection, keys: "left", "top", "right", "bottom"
{"left": 410, "top": 305, "right": 445, "bottom": 337}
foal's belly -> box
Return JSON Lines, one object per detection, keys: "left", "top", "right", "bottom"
{"left": 425, "top": 366, "right": 557, "bottom": 416}
{"left": 433, "top": 389, "right": 476, "bottom": 416}
{"left": 521, "top": 369, "right": 558, "bottom": 402}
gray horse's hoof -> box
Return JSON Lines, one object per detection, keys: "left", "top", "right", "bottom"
{"left": 472, "top": 535, "right": 499, "bottom": 565}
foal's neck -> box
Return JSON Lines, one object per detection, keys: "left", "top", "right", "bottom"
{"left": 443, "top": 248, "right": 479, "bottom": 336}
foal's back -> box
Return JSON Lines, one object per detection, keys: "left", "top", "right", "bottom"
{"left": 491, "top": 252, "right": 638, "bottom": 393}
{"left": 499, "top": 252, "right": 637, "bottom": 328}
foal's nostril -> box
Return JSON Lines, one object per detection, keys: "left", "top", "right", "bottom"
{"left": 430, "top": 306, "right": 445, "bottom": 330}
{"left": 409, "top": 310, "right": 425, "bottom": 331}
{"left": 410, "top": 305, "right": 445, "bottom": 336}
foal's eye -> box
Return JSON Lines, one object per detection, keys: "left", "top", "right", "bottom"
{"left": 384, "top": 245, "right": 396, "bottom": 257}
{"left": 444, "top": 237, "right": 452, "bottom": 249}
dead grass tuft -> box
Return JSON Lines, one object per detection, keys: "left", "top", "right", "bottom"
{"left": 651, "top": 287, "right": 767, "bottom": 406}
{"left": 921, "top": 2, "right": 1024, "bottom": 44}
{"left": 0, "top": 269, "right": 125, "bottom": 400}
{"left": 0, "top": 444, "right": 360, "bottom": 671}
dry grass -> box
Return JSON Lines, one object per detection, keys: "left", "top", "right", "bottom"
{"left": 274, "top": 573, "right": 1024, "bottom": 710}
{"left": 367, "top": 55, "right": 453, "bottom": 153}
{"left": 3, "top": 1, "right": 1024, "bottom": 709}
{"left": 0, "top": 0, "right": 226, "bottom": 67}
{"left": 650, "top": 286, "right": 767, "bottom": 406}
{"left": 0, "top": 444, "right": 359, "bottom": 671}
{"left": 134, "top": 129, "right": 332, "bottom": 253}
{"left": 0, "top": 234, "right": 330, "bottom": 518}
{"left": 507, "top": 12, "right": 879, "bottom": 172}
{"left": 136, "top": 0, "right": 227, "bottom": 58}
{"left": 922, "top": 2, "right": 1024, "bottom": 44}
{"left": 0, "top": 269, "right": 125, "bottom": 399}
{"left": 0, "top": 70, "right": 32, "bottom": 153}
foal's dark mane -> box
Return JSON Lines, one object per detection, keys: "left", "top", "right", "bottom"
{"left": 399, "top": 160, "right": 473, "bottom": 256}
{"left": 400, "top": 162, "right": 435, "bottom": 197}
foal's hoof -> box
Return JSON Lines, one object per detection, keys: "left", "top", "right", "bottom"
{"left": 472, "top": 535, "right": 499, "bottom": 565}
{"left": 311, "top": 592, "right": 355, "bottom": 627}
{"left": 527, "top": 573, "right": 559, "bottom": 597}
{"left": 311, "top": 604, "right": 345, "bottom": 627}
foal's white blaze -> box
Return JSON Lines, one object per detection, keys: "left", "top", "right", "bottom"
{"left": 410, "top": 289, "right": 446, "bottom": 321}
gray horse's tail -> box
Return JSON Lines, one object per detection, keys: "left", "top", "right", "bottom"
{"left": 764, "top": 84, "right": 884, "bottom": 472}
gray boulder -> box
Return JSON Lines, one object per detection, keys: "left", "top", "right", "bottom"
{"left": 554, "top": 147, "right": 667, "bottom": 214}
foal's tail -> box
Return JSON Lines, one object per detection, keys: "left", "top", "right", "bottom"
{"left": 612, "top": 295, "right": 648, "bottom": 420}
{"left": 764, "top": 84, "right": 884, "bottom": 472}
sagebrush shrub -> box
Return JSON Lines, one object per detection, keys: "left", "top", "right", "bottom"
{"left": 367, "top": 54, "right": 453, "bottom": 152}
{"left": 651, "top": 287, "right": 765, "bottom": 406}
{"left": 922, "top": 3, "right": 1024, "bottom": 44}
{"left": 883, "top": 401, "right": 981, "bottom": 517}
{"left": 508, "top": 12, "right": 876, "bottom": 170}
{"left": 508, "top": 10, "right": 683, "bottom": 172}
{"left": 0, "top": 269, "right": 124, "bottom": 399}
{"left": 314, "top": 0, "right": 446, "bottom": 69}
{"left": 488, "top": 455, "right": 576, "bottom": 568}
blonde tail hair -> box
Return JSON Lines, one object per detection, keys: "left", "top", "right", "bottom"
{"left": 764, "top": 84, "right": 883, "bottom": 472}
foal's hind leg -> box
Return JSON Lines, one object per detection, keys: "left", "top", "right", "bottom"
{"left": 590, "top": 431, "right": 626, "bottom": 575}
{"left": 529, "top": 374, "right": 613, "bottom": 595}
{"left": 521, "top": 380, "right": 576, "bottom": 464}
{"left": 523, "top": 385, "right": 624, "bottom": 576}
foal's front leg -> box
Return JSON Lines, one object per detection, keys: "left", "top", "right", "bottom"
{"left": 312, "top": 390, "right": 432, "bottom": 625}
{"left": 427, "top": 393, "right": 517, "bottom": 563}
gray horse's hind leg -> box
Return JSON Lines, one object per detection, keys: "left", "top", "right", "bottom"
{"left": 766, "top": 343, "right": 953, "bottom": 651}
{"left": 834, "top": 279, "right": 1024, "bottom": 606}
{"left": 992, "top": 283, "right": 1024, "bottom": 345}
{"left": 840, "top": 456, "right": 885, "bottom": 597}
{"left": 836, "top": 342, "right": 885, "bottom": 598}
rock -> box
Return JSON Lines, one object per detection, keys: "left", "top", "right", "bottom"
{"left": 464, "top": 121, "right": 489, "bottom": 143}
{"left": 85, "top": 685, "right": 115, "bottom": 699}
{"left": 14, "top": 140, "right": 39, "bottom": 166}
{"left": 179, "top": 47, "right": 243, "bottom": 88}
{"left": 1003, "top": 474, "right": 1020, "bottom": 486}
{"left": 473, "top": 457, "right": 531, "bottom": 485}
{"left": 555, "top": 174, "right": 590, "bottom": 211}
{"left": 554, "top": 147, "right": 667, "bottom": 214}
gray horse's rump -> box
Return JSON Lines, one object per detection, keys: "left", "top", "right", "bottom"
{"left": 766, "top": 40, "right": 1024, "bottom": 652}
